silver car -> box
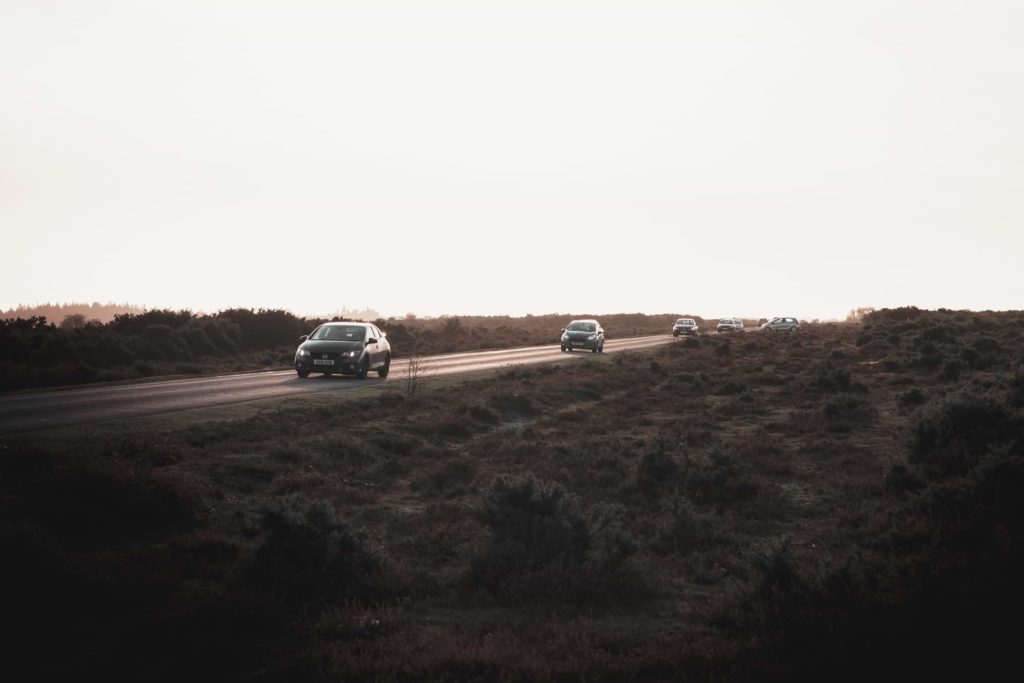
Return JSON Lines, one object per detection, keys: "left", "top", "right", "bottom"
{"left": 672, "top": 318, "right": 700, "bottom": 337}
{"left": 716, "top": 318, "right": 745, "bottom": 333}
{"left": 760, "top": 317, "right": 801, "bottom": 332}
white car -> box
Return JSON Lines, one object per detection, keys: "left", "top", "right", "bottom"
{"left": 760, "top": 317, "right": 801, "bottom": 332}
{"left": 716, "top": 318, "right": 745, "bottom": 333}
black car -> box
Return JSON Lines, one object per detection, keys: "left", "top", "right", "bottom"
{"left": 295, "top": 322, "right": 391, "bottom": 379}
{"left": 560, "top": 319, "right": 605, "bottom": 353}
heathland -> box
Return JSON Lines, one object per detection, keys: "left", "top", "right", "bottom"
{"left": 1, "top": 307, "right": 1022, "bottom": 681}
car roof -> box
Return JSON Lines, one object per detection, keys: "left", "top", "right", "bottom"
{"left": 569, "top": 319, "right": 599, "bottom": 324}
{"left": 321, "top": 321, "right": 371, "bottom": 327}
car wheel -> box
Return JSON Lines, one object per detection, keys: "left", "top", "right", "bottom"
{"left": 377, "top": 354, "right": 391, "bottom": 378}
{"left": 355, "top": 357, "right": 369, "bottom": 380}
{"left": 789, "top": 326, "right": 797, "bottom": 332}
{"left": 560, "top": 346, "right": 566, "bottom": 352}
{"left": 296, "top": 366, "right": 310, "bottom": 378}
{"left": 591, "top": 346, "right": 597, "bottom": 353}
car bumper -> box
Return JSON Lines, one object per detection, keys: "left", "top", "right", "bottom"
{"left": 296, "top": 358, "right": 360, "bottom": 374}
{"left": 562, "top": 339, "right": 599, "bottom": 349}
{"left": 673, "top": 328, "right": 697, "bottom": 336}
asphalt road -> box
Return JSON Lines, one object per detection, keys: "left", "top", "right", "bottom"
{"left": 0, "top": 335, "right": 672, "bottom": 434}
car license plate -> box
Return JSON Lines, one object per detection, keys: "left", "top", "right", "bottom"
{"left": 572, "top": 342, "right": 583, "bottom": 347}
{"left": 313, "top": 359, "right": 335, "bottom": 365}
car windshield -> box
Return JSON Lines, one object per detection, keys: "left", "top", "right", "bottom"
{"left": 567, "top": 322, "right": 596, "bottom": 332}
{"left": 310, "top": 325, "right": 365, "bottom": 341}
{"left": 677, "top": 319, "right": 694, "bottom": 325}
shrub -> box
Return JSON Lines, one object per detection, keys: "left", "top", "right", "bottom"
{"left": 811, "top": 361, "right": 855, "bottom": 393}
{"left": 684, "top": 448, "right": 758, "bottom": 505}
{"left": 898, "top": 388, "right": 926, "bottom": 409}
{"left": 908, "top": 394, "right": 1018, "bottom": 477}
{"left": 656, "top": 496, "right": 718, "bottom": 555}
{"left": 939, "top": 359, "right": 963, "bottom": 381}
{"left": 884, "top": 458, "right": 923, "bottom": 492}
{"left": 637, "top": 444, "right": 681, "bottom": 492}
{"left": 1010, "top": 365, "right": 1024, "bottom": 408}
{"left": 470, "top": 475, "right": 589, "bottom": 590}
{"left": 249, "top": 498, "right": 381, "bottom": 605}
{"left": 822, "top": 394, "right": 877, "bottom": 433}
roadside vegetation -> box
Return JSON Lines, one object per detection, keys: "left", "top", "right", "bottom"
{"left": 2, "top": 307, "right": 1021, "bottom": 680}
{"left": 0, "top": 309, "right": 686, "bottom": 391}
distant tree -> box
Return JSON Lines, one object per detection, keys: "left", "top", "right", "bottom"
{"left": 846, "top": 307, "right": 877, "bottom": 322}
{"left": 60, "top": 314, "right": 88, "bottom": 330}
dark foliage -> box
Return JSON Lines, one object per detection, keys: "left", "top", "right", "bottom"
{"left": 249, "top": 498, "right": 382, "bottom": 606}
{"left": 908, "top": 394, "right": 1020, "bottom": 477}
{"left": 471, "top": 475, "right": 590, "bottom": 591}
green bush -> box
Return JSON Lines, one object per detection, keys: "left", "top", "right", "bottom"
{"left": 898, "top": 388, "right": 926, "bottom": 408}
{"left": 637, "top": 444, "right": 681, "bottom": 491}
{"left": 684, "top": 448, "right": 758, "bottom": 505}
{"left": 908, "top": 394, "right": 1018, "bottom": 477}
{"left": 249, "top": 498, "right": 381, "bottom": 605}
{"left": 471, "top": 475, "right": 590, "bottom": 590}
{"left": 822, "top": 394, "right": 877, "bottom": 432}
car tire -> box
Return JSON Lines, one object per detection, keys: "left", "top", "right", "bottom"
{"left": 377, "top": 354, "right": 390, "bottom": 378}
{"left": 591, "top": 346, "right": 597, "bottom": 353}
{"left": 355, "top": 357, "right": 369, "bottom": 380}
{"left": 296, "top": 367, "right": 310, "bottom": 378}
{"left": 560, "top": 346, "right": 566, "bottom": 352}
{"left": 789, "top": 326, "right": 797, "bottom": 332}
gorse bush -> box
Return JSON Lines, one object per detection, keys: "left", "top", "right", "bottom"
{"left": 811, "top": 361, "right": 856, "bottom": 393}
{"left": 908, "top": 394, "right": 1020, "bottom": 477}
{"left": 471, "top": 475, "right": 590, "bottom": 591}
{"left": 684, "top": 448, "right": 758, "bottom": 505}
{"left": 898, "top": 388, "right": 926, "bottom": 409}
{"left": 822, "top": 394, "right": 877, "bottom": 432}
{"left": 249, "top": 498, "right": 381, "bottom": 605}
{"left": 636, "top": 443, "right": 681, "bottom": 492}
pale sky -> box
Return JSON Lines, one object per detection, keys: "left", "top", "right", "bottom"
{"left": 2, "top": 0, "right": 1022, "bottom": 321}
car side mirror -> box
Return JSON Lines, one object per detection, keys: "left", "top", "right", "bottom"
{"left": 299, "top": 335, "right": 308, "bottom": 342}
{"left": 560, "top": 328, "right": 565, "bottom": 333}
{"left": 366, "top": 338, "right": 377, "bottom": 345}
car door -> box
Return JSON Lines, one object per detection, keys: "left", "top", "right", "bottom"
{"left": 364, "top": 326, "right": 379, "bottom": 368}
{"left": 372, "top": 326, "right": 385, "bottom": 366}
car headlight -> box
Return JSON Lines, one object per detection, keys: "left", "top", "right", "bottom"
{"left": 561, "top": 334, "right": 569, "bottom": 341}
{"left": 343, "top": 350, "right": 359, "bottom": 358}
{"left": 588, "top": 333, "right": 597, "bottom": 340}
{"left": 297, "top": 348, "right": 310, "bottom": 356}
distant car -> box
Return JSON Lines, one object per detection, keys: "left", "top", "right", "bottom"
{"left": 295, "top": 322, "right": 391, "bottom": 379}
{"left": 560, "top": 319, "right": 605, "bottom": 353}
{"left": 760, "top": 317, "right": 801, "bottom": 333}
{"left": 716, "top": 318, "right": 745, "bottom": 333}
{"left": 673, "top": 318, "right": 700, "bottom": 337}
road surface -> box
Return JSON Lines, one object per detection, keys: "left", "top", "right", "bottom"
{"left": 0, "top": 335, "right": 672, "bottom": 434}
